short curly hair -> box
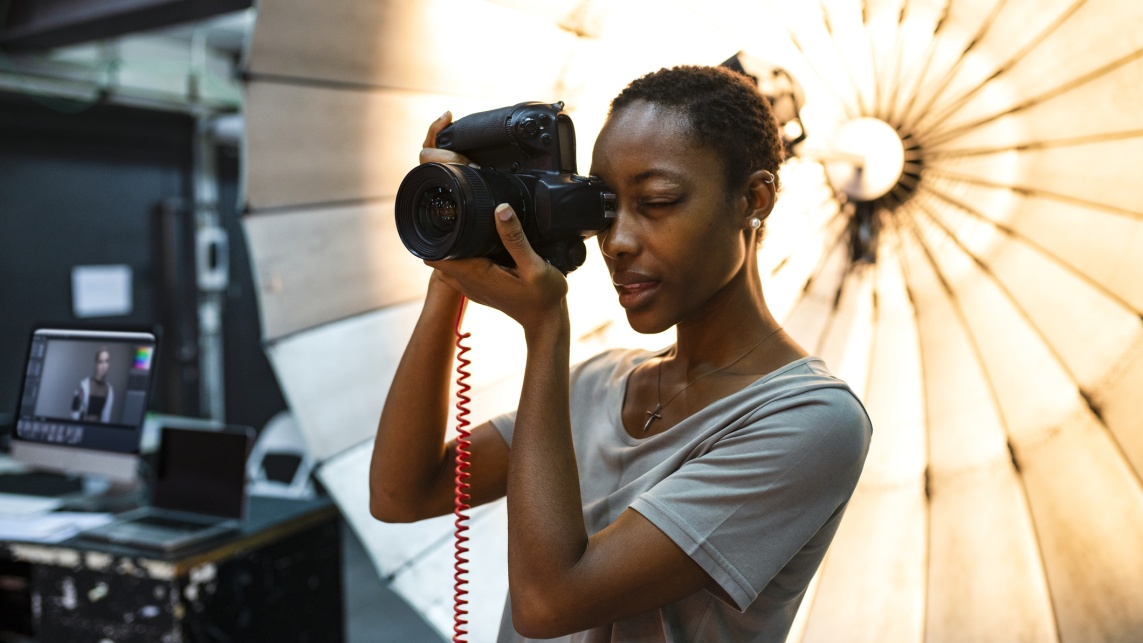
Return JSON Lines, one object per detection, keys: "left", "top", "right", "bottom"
{"left": 609, "top": 65, "right": 784, "bottom": 193}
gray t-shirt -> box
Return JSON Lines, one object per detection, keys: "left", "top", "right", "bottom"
{"left": 490, "top": 349, "right": 872, "bottom": 643}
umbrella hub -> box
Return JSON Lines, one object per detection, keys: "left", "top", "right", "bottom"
{"left": 823, "top": 117, "right": 906, "bottom": 202}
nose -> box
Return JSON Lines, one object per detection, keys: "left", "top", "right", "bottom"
{"left": 598, "top": 206, "right": 640, "bottom": 261}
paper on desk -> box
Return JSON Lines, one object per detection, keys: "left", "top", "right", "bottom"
{"left": 0, "top": 512, "right": 114, "bottom": 543}
{"left": 0, "top": 493, "right": 64, "bottom": 516}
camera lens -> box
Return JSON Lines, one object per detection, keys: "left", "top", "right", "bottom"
{"left": 417, "top": 187, "right": 458, "bottom": 236}
{"left": 394, "top": 162, "right": 528, "bottom": 262}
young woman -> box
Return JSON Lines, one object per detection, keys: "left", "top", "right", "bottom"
{"left": 370, "top": 65, "right": 872, "bottom": 642}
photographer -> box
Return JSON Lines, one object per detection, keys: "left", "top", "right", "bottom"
{"left": 370, "top": 65, "right": 872, "bottom": 642}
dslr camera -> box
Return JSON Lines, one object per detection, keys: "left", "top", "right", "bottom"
{"left": 395, "top": 101, "right": 616, "bottom": 274}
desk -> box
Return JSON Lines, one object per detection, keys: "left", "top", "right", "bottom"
{"left": 2, "top": 496, "right": 343, "bottom": 642}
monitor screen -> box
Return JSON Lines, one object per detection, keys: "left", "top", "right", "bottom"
{"left": 11, "top": 328, "right": 157, "bottom": 482}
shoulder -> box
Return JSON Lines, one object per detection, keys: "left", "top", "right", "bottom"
{"left": 736, "top": 357, "right": 872, "bottom": 475}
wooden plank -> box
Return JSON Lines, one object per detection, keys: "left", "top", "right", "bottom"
{"left": 247, "top": 0, "right": 573, "bottom": 98}
{"left": 267, "top": 303, "right": 422, "bottom": 462}
{"left": 244, "top": 84, "right": 488, "bottom": 210}
{"left": 316, "top": 441, "right": 508, "bottom": 641}
{"left": 243, "top": 200, "right": 430, "bottom": 341}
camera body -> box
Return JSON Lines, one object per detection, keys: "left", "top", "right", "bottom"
{"left": 395, "top": 102, "right": 616, "bottom": 273}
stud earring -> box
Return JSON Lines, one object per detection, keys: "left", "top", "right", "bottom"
{"left": 749, "top": 217, "right": 763, "bottom": 230}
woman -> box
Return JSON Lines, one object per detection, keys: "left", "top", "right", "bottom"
{"left": 371, "top": 65, "right": 872, "bottom": 642}
{"left": 71, "top": 347, "right": 114, "bottom": 423}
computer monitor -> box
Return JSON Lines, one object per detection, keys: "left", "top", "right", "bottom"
{"left": 10, "top": 327, "right": 158, "bottom": 485}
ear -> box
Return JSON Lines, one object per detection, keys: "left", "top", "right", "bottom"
{"left": 740, "top": 169, "right": 777, "bottom": 227}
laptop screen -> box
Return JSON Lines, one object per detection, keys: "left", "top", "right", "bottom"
{"left": 152, "top": 426, "right": 253, "bottom": 520}
{"left": 14, "top": 328, "right": 157, "bottom": 453}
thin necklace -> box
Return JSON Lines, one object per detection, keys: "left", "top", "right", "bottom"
{"left": 643, "top": 326, "right": 783, "bottom": 432}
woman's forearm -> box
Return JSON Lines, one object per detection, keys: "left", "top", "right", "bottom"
{"left": 506, "top": 303, "right": 589, "bottom": 607}
{"left": 369, "top": 276, "right": 465, "bottom": 522}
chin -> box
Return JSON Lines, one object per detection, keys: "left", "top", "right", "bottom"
{"left": 624, "top": 309, "right": 674, "bottom": 336}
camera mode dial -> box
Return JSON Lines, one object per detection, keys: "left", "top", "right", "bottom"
{"left": 518, "top": 117, "right": 540, "bottom": 139}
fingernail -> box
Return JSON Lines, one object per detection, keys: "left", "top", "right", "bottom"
{"left": 496, "top": 204, "right": 512, "bottom": 221}
{"left": 440, "top": 110, "right": 451, "bottom": 120}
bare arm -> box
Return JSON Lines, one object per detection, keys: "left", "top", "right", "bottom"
{"left": 369, "top": 112, "right": 510, "bottom": 523}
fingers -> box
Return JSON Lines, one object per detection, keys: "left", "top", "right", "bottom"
{"left": 419, "top": 110, "right": 476, "bottom": 166}
{"left": 494, "top": 204, "right": 545, "bottom": 273}
{"left": 423, "top": 111, "right": 451, "bottom": 149}
{"left": 419, "top": 147, "right": 471, "bottom": 165}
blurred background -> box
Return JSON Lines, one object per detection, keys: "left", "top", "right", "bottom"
{"left": 2, "top": 0, "right": 1141, "bottom": 641}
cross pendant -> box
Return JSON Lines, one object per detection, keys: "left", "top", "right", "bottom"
{"left": 643, "top": 404, "right": 663, "bottom": 432}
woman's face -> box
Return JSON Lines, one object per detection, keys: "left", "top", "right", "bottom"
{"left": 94, "top": 351, "right": 111, "bottom": 380}
{"left": 590, "top": 101, "right": 752, "bottom": 334}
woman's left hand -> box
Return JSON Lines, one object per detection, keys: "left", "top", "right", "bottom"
{"left": 426, "top": 204, "right": 568, "bottom": 338}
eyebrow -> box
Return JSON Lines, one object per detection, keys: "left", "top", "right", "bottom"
{"left": 630, "top": 168, "right": 686, "bottom": 185}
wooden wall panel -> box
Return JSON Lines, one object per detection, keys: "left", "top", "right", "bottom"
{"left": 247, "top": 0, "right": 575, "bottom": 98}
{"left": 267, "top": 303, "right": 421, "bottom": 462}
{"left": 243, "top": 200, "right": 430, "bottom": 341}
{"left": 244, "top": 84, "right": 487, "bottom": 210}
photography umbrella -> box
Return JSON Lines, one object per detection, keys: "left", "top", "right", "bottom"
{"left": 241, "top": 0, "right": 1143, "bottom": 640}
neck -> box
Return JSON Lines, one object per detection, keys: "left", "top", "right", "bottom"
{"left": 670, "top": 261, "right": 778, "bottom": 373}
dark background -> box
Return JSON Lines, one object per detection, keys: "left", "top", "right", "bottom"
{"left": 0, "top": 89, "right": 286, "bottom": 437}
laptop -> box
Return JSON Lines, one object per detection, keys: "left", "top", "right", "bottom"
{"left": 79, "top": 425, "right": 254, "bottom": 552}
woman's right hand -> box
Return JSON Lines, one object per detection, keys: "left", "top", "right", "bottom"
{"left": 419, "top": 111, "right": 474, "bottom": 166}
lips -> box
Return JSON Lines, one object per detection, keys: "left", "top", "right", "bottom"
{"left": 611, "top": 270, "right": 660, "bottom": 309}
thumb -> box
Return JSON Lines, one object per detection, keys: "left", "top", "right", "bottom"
{"left": 494, "top": 204, "right": 543, "bottom": 271}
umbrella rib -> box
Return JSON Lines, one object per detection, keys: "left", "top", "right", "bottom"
{"left": 881, "top": 3, "right": 909, "bottom": 122}
{"left": 921, "top": 128, "right": 1143, "bottom": 159}
{"left": 923, "top": 167, "right": 1143, "bottom": 222}
{"left": 820, "top": 0, "right": 871, "bottom": 116}
{"left": 893, "top": 0, "right": 951, "bottom": 128}
{"left": 908, "top": 197, "right": 1143, "bottom": 500}
{"left": 796, "top": 212, "right": 854, "bottom": 317}
{"left": 919, "top": 47, "right": 1143, "bottom": 147}
{"left": 917, "top": 0, "right": 1090, "bottom": 134}
{"left": 780, "top": 27, "right": 860, "bottom": 121}
{"left": 883, "top": 216, "right": 936, "bottom": 642}
{"left": 768, "top": 192, "right": 842, "bottom": 279}
{"left": 917, "top": 180, "right": 1141, "bottom": 315}
{"left": 861, "top": 0, "right": 885, "bottom": 118}
{"left": 899, "top": 211, "right": 1069, "bottom": 643}
{"left": 900, "top": 0, "right": 1011, "bottom": 135}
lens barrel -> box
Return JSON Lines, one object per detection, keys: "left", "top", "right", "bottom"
{"left": 394, "top": 163, "right": 526, "bottom": 262}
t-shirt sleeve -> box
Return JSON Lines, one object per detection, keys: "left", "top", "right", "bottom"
{"left": 630, "top": 385, "right": 871, "bottom": 611}
{"left": 488, "top": 409, "right": 517, "bottom": 446}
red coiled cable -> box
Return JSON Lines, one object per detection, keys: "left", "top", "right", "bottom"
{"left": 452, "top": 295, "right": 473, "bottom": 643}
